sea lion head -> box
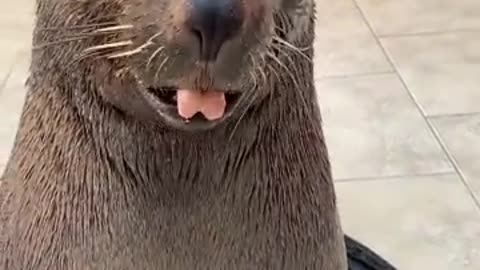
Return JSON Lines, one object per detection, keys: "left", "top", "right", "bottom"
{"left": 34, "top": 0, "right": 315, "bottom": 131}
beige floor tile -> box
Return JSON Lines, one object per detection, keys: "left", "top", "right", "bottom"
{"left": 0, "top": 23, "right": 33, "bottom": 46}
{"left": 0, "top": 42, "right": 30, "bottom": 81}
{"left": 356, "top": 0, "right": 480, "bottom": 35}
{"left": 0, "top": 0, "right": 34, "bottom": 44}
{"left": 336, "top": 174, "right": 480, "bottom": 270}
{"left": 316, "top": 74, "right": 453, "bottom": 180}
{"left": 0, "top": 0, "right": 35, "bottom": 30}
{"left": 0, "top": 48, "right": 31, "bottom": 85}
{"left": 381, "top": 32, "right": 480, "bottom": 116}
{"left": 0, "top": 0, "right": 35, "bottom": 79}
{"left": 0, "top": 20, "right": 33, "bottom": 79}
{"left": 431, "top": 114, "right": 480, "bottom": 201}
{"left": 313, "top": 0, "right": 392, "bottom": 77}
{"left": 0, "top": 56, "right": 29, "bottom": 167}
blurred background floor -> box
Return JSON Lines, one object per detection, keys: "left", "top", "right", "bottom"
{"left": 1, "top": 1, "right": 479, "bottom": 269}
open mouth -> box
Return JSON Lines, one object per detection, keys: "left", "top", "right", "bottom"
{"left": 144, "top": 86, "right": 242, "bottom": 128}
{"left": 148, "top": 87, "right": 240, "bottom": 107}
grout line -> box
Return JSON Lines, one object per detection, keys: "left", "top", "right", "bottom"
{"left": 315, "top": 71, "right": 395, "bottom": 81}
{"left": 334, "top": 171, "right": 457, "bottom": 183}
{"left": 351, "top": 0, "right": 480, "bottom": 211}
{"left": 426, "top": 119, "right": 480, "bottom": 209}
{"left": 0, "top": 50, "right": 27, "bottom": 94}
{"left": 383, "top": 49, "right": 480, "bottom": 211}
{"left": 350, "top": 0, "right": 397, "bottom": 73}
{"left": 427, "top": 112, "right": 480, "bottom": 119}
{"left": 378, "top": 28, "right": 480, "bottom": 39}
{"left": 0, "top": 65, "right": 15, "bottom": 94}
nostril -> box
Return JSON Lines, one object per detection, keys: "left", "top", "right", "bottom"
{"left": 186, "top": 0, "right": 244, "bottom": 62}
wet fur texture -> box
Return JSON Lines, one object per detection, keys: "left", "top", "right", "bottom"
{"left": 0, "top": 0, "right": 348, "bottom": 269}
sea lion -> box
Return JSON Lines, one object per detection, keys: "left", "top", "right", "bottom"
{"left": 0, "top": 0, "right": 350, "bottom": 269}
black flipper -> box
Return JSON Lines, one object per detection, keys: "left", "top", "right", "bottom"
{"left": 345, "top": 235, "right": 397, "bottom": 270}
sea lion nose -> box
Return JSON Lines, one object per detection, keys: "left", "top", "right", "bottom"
{"left": 186, "top": 0, "right": 244, "bottom": 62}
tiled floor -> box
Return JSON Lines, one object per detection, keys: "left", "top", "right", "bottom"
{"left": 314, "top": 0, "right": 480, "bottom": 269}
{"left": 1, "top": 1, "right": 479, "bottom": 269}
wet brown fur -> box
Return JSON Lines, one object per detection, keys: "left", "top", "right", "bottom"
{"left": 0, "top": 0, "right": 348, "bottom": 269}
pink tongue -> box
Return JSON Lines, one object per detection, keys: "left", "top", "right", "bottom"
{"left": 177, "top": 89, "right": 226, "bottom": 121}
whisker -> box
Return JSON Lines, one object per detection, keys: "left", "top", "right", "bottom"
{"left": 247, "top": 53, "right": 259, "bottom": 82}
{"left": 251, "top": 52, "right": 269, "bottom": 91}
{"left": 36, "top": 20, "right": 122, "bottom": 31}
{"left": 266, "top": 51, "right": 301, "bottom": 104}
{"left": 228, "top": 84, "right": 258, "bottom": 141}
{"left": 72, "top": 51, "right": 110, "bottom": 65}
{"left": 107, "top": 32, "right": 161, "bottom": 59}
{"left": 270, "top": 47, "right": 315, "bottom": 123}
{"left": 154, "top": 56, "right": 170, "bottom": 82}
{"left": 106, "top": 44, "right": 146, "bottom": 59}
{"left": 57, "top": 29, "right": 132, "bottom": 40}
{"left": 33, "top": 36, "right": 95, "bottom": 50}
{"left": 276, "top": 12, "right": 291, "bottom": 28}
{"left": 266, "top": 51, "right": 299, "bottom": 88}
{"left": 265, "top": 63, "right": 280, "bottom": 84}
{"left": 275, "top": 47, "right": 303, "bottom": 81}
{"left": 61, "top": 53, "right": 104, "bottom": 80}
{"left": 256, "top": 62, "right": 268, "bottom": 89}
{"left": 34, "top": 24, "right": 135, "bottom": 51}
{"left": 83, "top": 40, "right": 133, "bottom": 54}
{"left": 0, "top": 64, "right": 15, "bottom": 96}
{"left": 147, "top": 47, "right": 165, "bottom": 69}
{"left": 227, "top": 53, "right": 262, "bottom": 140}
{"left": 272, "top": 36, "right": 312, "bottom": 63}
{"left": 264, "top": 61, "right": 282, "bottom": 105}
{"left": 93, "top": 24, "right": 134, "bottom": 33}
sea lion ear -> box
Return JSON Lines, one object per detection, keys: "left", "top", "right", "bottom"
{"left": 279, "top": 0, "right": 315, "bottom": 43}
